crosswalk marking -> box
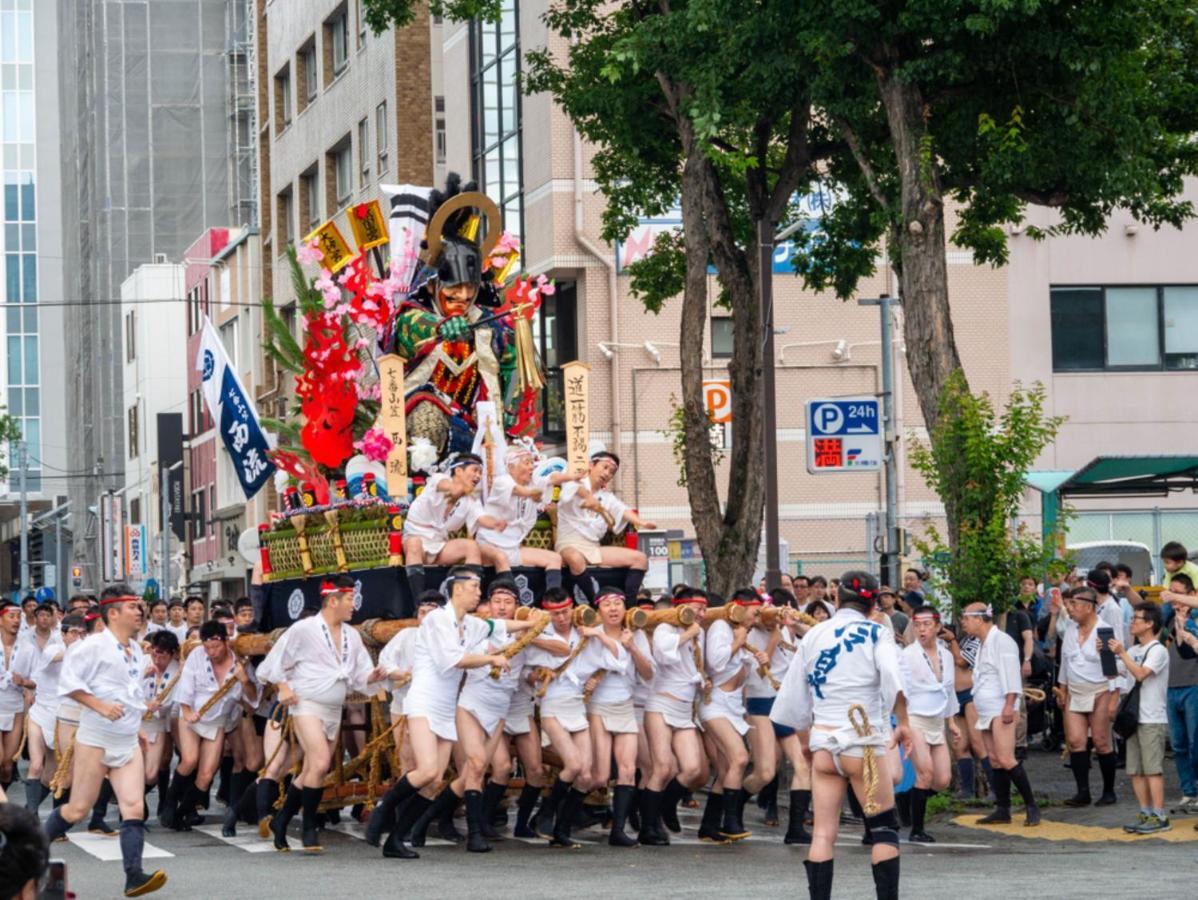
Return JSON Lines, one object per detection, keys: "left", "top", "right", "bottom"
{"left": 67, "top": 832, "right": 173, "bottom": 862}
{"left": 195, "top": 825, "right": 278, "bottom": 853}
{"left": 324, "top": 820, "right": 458, "bottom": 847}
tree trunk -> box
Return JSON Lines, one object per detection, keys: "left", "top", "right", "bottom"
{"left": 877, "top": 70, "right": 967, "bottom": 545}
{"left": 674, "top": 126, "right": 766, "bottom": 597}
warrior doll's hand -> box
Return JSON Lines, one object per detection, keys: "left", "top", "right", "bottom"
{"left": 438, "top": 315, "right": 471, "bottom": 341}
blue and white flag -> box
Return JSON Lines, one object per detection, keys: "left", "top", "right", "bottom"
{"left": 197, "top": 317, "right": 275, "bottom": 499}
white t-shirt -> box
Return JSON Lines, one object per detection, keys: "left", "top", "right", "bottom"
{"left": 1128, "top": 640, "right": 1169, "bottom": 725}
{"left": 473, "top": 472, "right": 549, "bottom": 549}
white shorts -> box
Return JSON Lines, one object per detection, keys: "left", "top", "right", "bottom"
{"left": 389, "top": 689, "right": 408, "bottom": 719}
{"left": 76, "top": 723, "right": 138, "bottom": 770}
{"left": 186, "top": 719, "right": 224, "bottom": 742}
{"left": 588, "top": 699, "right": 638, "bottom": 734}
{"left": 809, "top": 726, "right": 887, "bottom": 777}
{"left": 910, "top": 713, "right": 946, "bottom": 746}
{"left": 645, "top": 693, "right": 697, "bottom": 730}
{"left": 540, "top": 695, "right": 589, "bottom": 734}
{"left": 459, "top": 699, "right": 505, "bottom": 738}
{"left": 141, "top": 717, "right": 166, "bottom": 743}
{"left": 0, "top": 711, "right": 17, "bottom": 732}
{"left": 504, "top": 692, "right": 535, "bottom": 736}
{"left": 404, "top": 525, "right": 449, "bottom": 560}
{"left": 28, "top": 702, "right": 57, "bottom": 738}
{"left": 700, "top": 687, "right": 750, "bottom": 736}
{"left": 293, "top": 699, "right": 343, "bottom": 741}
{"left": 56, "top": 700, "right": 82, "bottom": 727}
{"left": 554, "top": 537, "right": 603, "bottom": 566}
{"left": 477, "top": 540, "right": 524, "bottom": 568}
{"left": 1067, "top": 679, "right": 1112, "bottom": 715}
{"left": 634, "top": 705, "right": 645, "bottom": 726}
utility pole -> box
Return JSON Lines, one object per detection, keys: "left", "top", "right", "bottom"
{"left": 858, "top": 294, "right": 900, "bottom": 586}
{"left": 160, "top": 461, "right": 182, "bottom": 598}
{"left": 18, "top": 439, "right": 29, "bottom": 592}
{"left": 758, "top": 219, "right": 782, "bottom": 591}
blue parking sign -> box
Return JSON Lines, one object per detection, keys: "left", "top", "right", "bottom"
{"left": 806, "top": 396, "right": 882, "bottom": 474}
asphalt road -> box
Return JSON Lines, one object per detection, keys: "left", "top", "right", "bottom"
{"left": 30, "top": 764, "right": 1198, "bottom": 900}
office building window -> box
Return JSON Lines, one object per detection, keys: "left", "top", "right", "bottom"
{"left": 358, "top": 117, "right": 370, "bottom": 183}
{"left": 435, "top": 96, "right": 446, "bottom": 164}
{"left": 125, "top": 310, "right": 136, "bottom": 362}
{"left": 1050, "top": 285, "right": 1198, "bottom": 371}
{"left": 274, "top": 65, "right": 291, "bottom": 132}
{"left": 300, "top": 39, "right": 318, "bottom": 107}
{"left": 300, "top": 167, "right": 320, "bottom": 234}
{"left": 328, "top": 139, "right": 352, "bottom": 211}
{"left": 376, "top": 101, "right": 389, "bottom": 174}
{"left": 355, "top": 0, "right": 367, "bottom": 46}
{"left": 127, "top": 405, "right": 139, "bottom": 459}
{"left": 276, "top": 187, "right": 294, "bottom": 252}
{"left": 711, "top": 316, "right": 734, "bottom": 358}
{"left": 190, "top": 488, "right": 206, "bottom": 542}
{"left": 325, "top": 5, "right": 349, "bottom": 82}
{"left": 470, "top": 0, "right": 522, "bottom": 237}
{"left": 534, "top": 281, "right": 578, "bottom": 438}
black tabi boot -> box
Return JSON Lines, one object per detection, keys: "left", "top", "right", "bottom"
{"left": 627, "top": 787, "right": 641, "bottom": 832}
{"left": 550, "top": 787, "right": 587, "bottom": 848}
{"left": 157, "top": 771, "right": 186, "bottom": 831}
{"left": 1008, "top": 762, "right": 1041, "bottom": 825}
{"left": 405, "top": 565, "right": 426, "bottom": 600}
{"left": 120, "top": 819, "right": 167, "bottom": 898}
{"left": 909, "top": 786, "right": 934, "bottom": 842}
{"left": 1096, "top": 752, "right": 1118, "bottom": 805}
{"left": 89, "top": 779, "right": 117, "bottom": 834}
{"left": 608, "top": 784, "right": 638, "bottom": 847}
{"left": 43, "top": 807, "right": 72, "bottom": 842}
{"left": 256, "top": 778, "right": 279, "bottom": 839}
{"left": 637, "top": 789, "right": 670, "bottom": 846}
{"left": 1064, "top": 750, "right": 1092, "bottom": 807}
{"left": 299, "top": 786, "right": 325, "bottom": 852}
{"left": 24, "top": 777, "right": 48, "bottom": 813}
{"left": 804, "top": 858, "right": 834, "bottom": 900}
{"left": 464, "top": 789, "right": 491, "bottom": 853}
{"left": 480, "top": 780, "right": 507, "bottom": 840}
{"left": 720, "top": 789, "right": 751, "bottom": 841}
{"left": 217, "top": 755, "right": 234, "bottom": 806}
{"left": 222, "top": 771, "right": 250, "bottom": 837}
{"left": 659, "top": 778, "right": 684, "bottom": 834}
{"left": 623, "top": 567, "right": 646, "bottom": 600}
{"left": 759, "top": 774, "right": 779, "bottom": 825}
{"left": 977, "top": 768, "right": 1012, "bottom": 824}
{"left": 383, "top": 794, "right": 430, "bottom": 859}
{"left": 155, "top": 767, "right": 171, "bottom": 818}
{"left": 698, "top": 790, "right": 726, "bottom": 843}
{"left": 513, "top": 784, "right": 541, "bottom": 839}
{"left": 411, "top": 786, "right": 461, "bottom": 848}
{"left": 436, "top": 789, "right": 464, "bottom": 843}
{"left": 366, "top": 776, "right": 418, "bottom": 847}
{"left": 270, "top": 784, "right": 304, "bottom": 851}
{"left": 237, "top": 774, "right": 259, "bottom": 825}
{"left": 872, "top": 856, "right": 900, "bottom": 900}
{"left": 176, "top": 779, "right": 204, "bottom": 833}
{"left": 785, "top": 789, "right": 812, "bottom": 845}
{"left": 535, "top": 779, "right": 570, "bottom": 839}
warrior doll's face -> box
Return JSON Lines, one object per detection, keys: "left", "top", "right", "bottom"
{"left": 437, "top": 281, "right": 478, "bottom": 318}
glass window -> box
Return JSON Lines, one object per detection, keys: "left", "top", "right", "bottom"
{"left": 4, "top": 179, "right": 16, "bottom": 220}
{"left": 303, "top": 42, "right": 318, "bottom": 100}
{"left": 21, "top": 417, "right": 37, "bottom": 456}
{"left": 7, "top": 335, "right": 19, "bottom": 384}
{"left": 5, "top": 306, "right": 16, "bottom": 331}
{"left": 22, "top": 303, "right": 33, "bottom": 329}
{"left": 471, "top": 0, "right": 522, "bottom": 238}
{"left": 23, "top": 386, "right": 36, "bottom": 415}
{"left": 7, "top": 388, "right": 19, "bottom": 416}
{"left": 1164, "top": 287, "right": 1198, "bottom": 369}
{"left": 21, "top": 251, "right": 32, "bottom": 299}
{"left": 1050, "top": 288, "right": 1104, "bottom": 370}
{"left": 712, "top": 316, "right": 735, "bottom": 358}
{"left": 331, "top": 12, "right": 349, "bottom": 74}
{"left": 333, "top": 144, "right": 351, "bottom": 206}
{"left": 534, "top": 281, "right": 577, "bottom": 437}
{"left": 4, "top": 252, "right": 16, "bottom": 300}
{"left": 376, "top": 101, "right": 388, "bottom": 173}
{"left": 19, "top": 174, "right": 32, "bottom": 220}
{"left": 358, "top": 117, "right": 369, "bottom": 182}
{"left": 1105, "top": 287, "right": 1160, "bottom": 367}
{"left": 23, "top": 334, "right": 36, "bottom": 382}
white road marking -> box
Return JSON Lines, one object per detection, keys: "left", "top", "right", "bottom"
{"left": 67, "top": 832, "right": 173, "bottom": 862}
{"left": 195, "top": 825, "right": 277, "bottom": 853}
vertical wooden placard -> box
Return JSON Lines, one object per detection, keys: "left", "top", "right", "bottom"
{"left": 561, "top": 360, "right": 591, "bottom": 476}
{"left": 377, "top": 353, "right": 408, "bottom": 499}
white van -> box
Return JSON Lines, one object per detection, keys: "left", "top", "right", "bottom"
{"left": 1067, "top": 540, "right": 1155, "bottom": 585}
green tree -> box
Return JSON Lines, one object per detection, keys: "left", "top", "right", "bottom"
{"left": 0, "top": 408, "right": 23, "bottom": 483}
{"left": 909, "top": 374, "right": 1064, "bottom": 613}
{"left": 364, "top": 0, "right": 1198, "bottom": 586}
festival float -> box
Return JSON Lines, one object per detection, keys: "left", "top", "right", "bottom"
{"left": 252, "top": 178, "right": 637, "bottom": 628}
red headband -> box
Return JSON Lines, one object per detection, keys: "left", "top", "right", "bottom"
{"left": 672, "top": 595, "right": 709, "bottom": 607}
{"left": 320, "top": 581, "right": 344, "bottom": 597}
{"left": 732, "top": 596, "right": 764, "bottom": 608}
{"left": 848, "top": 577, "right": 876, "bottom": 601}
{"left": 912, "top": 608, "right": 941, "bottom": 622}
{"left": 541, "top": 596, "right": 574, "bottom": 611}
{"left": 99, "top": 594, "right": 141, "bottom": 607}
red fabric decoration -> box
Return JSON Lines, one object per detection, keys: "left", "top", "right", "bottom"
{"left": 267, "top": 448, "right": 330, "bottom": 505}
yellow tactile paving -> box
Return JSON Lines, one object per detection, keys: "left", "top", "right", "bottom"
{"left": 952, "top": 813, "right": 1198, "bottom": 843}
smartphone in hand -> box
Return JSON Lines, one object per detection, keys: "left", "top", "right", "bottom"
{"left": 1096, "top": 626, "right": 1118, "bottom": 677}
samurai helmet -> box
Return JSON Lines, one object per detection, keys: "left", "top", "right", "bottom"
{"left": 423, "top": 173, "right": 501, "bottom": 289}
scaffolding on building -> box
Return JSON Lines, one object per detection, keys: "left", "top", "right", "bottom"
{"left": 227, "top": 0, "right": 259, "bottom": 230}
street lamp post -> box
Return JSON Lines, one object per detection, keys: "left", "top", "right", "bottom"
{"left": 858, "top": 294, "right": 900, "bottom": 587}
{"left": 758, "top": 219, "right": 783, "bottom": 591}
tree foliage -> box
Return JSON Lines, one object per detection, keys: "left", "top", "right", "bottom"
{"left": 909, "top": 373, "right": 1065, "bottom": 613}
{"left": 0, "top": 408, "right": 22, "bottom": 483}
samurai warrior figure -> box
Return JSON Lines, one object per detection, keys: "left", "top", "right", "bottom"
{"left": 389, "top": 177, "right": 520, "bottom": 457}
